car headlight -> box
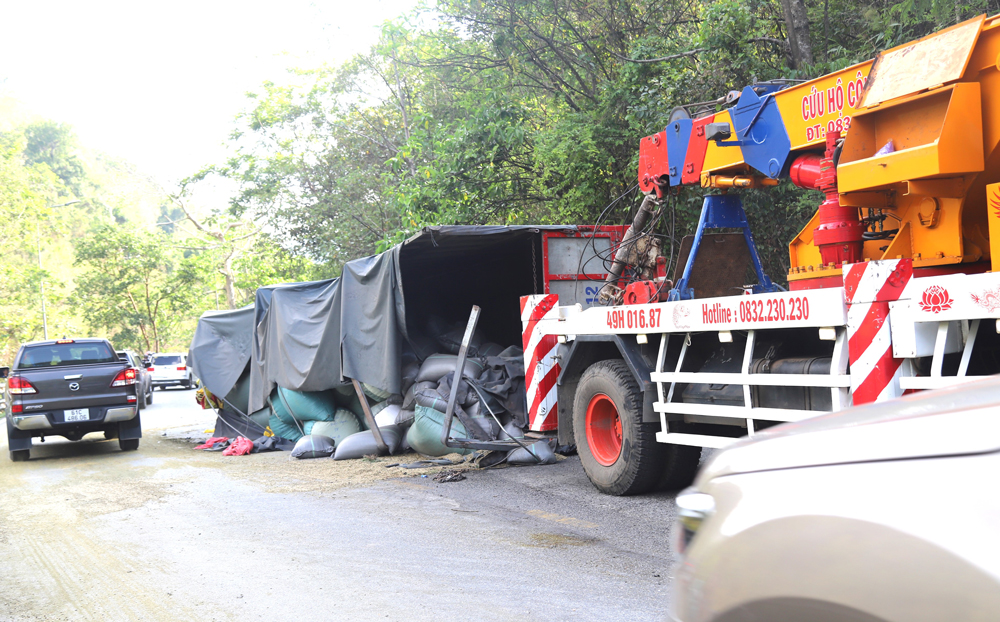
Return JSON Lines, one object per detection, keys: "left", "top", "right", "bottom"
{"left": 676, "top": 488, "right": 715, "bottom": 554}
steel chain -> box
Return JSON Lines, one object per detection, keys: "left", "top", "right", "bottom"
{"left": 532, "top": 239, "right": 538, "bottom": 294}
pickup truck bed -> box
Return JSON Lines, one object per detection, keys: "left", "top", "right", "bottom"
{"left": 5, "top": 338, "right": 141, "bottom": 461}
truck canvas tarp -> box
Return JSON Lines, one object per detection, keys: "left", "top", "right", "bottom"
{"left": 188, "top": 304, "right": 255, "bottom": 401}
{"left": 189, "top": 224, "right": 601, "bottom": 416}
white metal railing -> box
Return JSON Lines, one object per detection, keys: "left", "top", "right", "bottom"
{"left": 652, "top": 328, "right": 851, "bottom": 448}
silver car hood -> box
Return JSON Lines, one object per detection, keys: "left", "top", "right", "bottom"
{"left": 697, "top": 375, "right": 1000, "bottom": 484}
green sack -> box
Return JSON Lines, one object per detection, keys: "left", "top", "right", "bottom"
{"left": 361, "top": 382, "right": 393, "bottom": 401}
{"left": 331, "top": 384, "right": 356, "bottom": 403}
{"left": 406, "top": 404, "right": 472, "bottom": 457}
{"left": 271, "top": 387, "right": 338, "bottom": 425}
{"left": 224, "top": 373, "right": 251, "bottom": 415}
{"left": 268, "top": 413, "right": 303, "bottom": 442}
{"left": 308, "top": 409, "right": 364, "bottom": 446}
{"left": 248, "top": 407, "right": 272, "bottom": 429}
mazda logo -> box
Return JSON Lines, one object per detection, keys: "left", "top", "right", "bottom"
{"left": 69, "top": 382, "right": 80, "bottom": 392}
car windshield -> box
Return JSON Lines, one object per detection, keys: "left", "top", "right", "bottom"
{"left": 19, "top": 343, "right": 118, "bottom": 369}
{"left": 153, "top": 355, "right": 182, "bottom": 365}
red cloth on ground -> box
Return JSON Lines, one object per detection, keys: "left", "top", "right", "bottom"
{"left": 222, "top": 436, "right": 253, "bottom": 456}
{"left": 195, "top": 437, "right": 230, "bottom": 450}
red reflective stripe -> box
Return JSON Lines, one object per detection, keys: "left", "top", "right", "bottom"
{"left": 521, "top": 295, "right": 558, "bottom": 347}
{"left": 852, "top": 348, "right": 901, "bottom": 404}
{"left": 872, "top": 263, "right": 910, "bottom": 303}
{"left": 528, "top": 364, "right": 560, "bottom": 423}
{"left": 525, "top": 335, "right": 558, "bottom": 388}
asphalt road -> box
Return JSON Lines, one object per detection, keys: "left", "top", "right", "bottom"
{"left": 0, "top": 388, "right": 688, "bottom": 622}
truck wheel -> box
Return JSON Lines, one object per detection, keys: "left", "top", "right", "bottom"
{"left": 119, "top": 438, "right": 139, "bottom": 452}
{"left": 146, "top": 387, "right": 153, "bottom": 405}
{"left": 137, "top": 388, "right": 147, "bottom": 410}
{"left": 573, "top": 359, "right": 665, "bottom": 496}
{"left": 655, "top": 435, "right": 701, "bottom": 492}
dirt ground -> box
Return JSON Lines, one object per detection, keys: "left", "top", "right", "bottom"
{"left": 0, "top": 389, "right": 676, "bottom": 622}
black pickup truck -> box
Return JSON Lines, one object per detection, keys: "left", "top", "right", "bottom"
{"left": 4, "top": 338, "right": 142, "bottom": 461}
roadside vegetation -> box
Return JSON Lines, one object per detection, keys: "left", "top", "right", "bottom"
{"left": 0, "top": 0, "right": 989, "bottom": 359}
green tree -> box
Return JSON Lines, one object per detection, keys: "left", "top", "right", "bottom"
{"left": 73, "top": 225, "right": 200, "bottom": 352}
{"left": 22, "top": 121, "right": 88, "bottom": 197}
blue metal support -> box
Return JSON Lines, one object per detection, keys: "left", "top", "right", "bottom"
{"left": 668, "top": 194, "right": 780, "bottom": 301}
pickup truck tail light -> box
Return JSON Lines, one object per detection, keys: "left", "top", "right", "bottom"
{"left": 111, "top": 368, "right": 138, "bottom": 387}
{"left": 8, "top": 377, "right": 37, "bottom": 394}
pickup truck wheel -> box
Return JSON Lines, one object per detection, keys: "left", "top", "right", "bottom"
{"left": 146, "top": 387, "right": 153, "bottom": 405}
{"left": 119, "top": 438, "right": 139, "bottom": 451}
{"left": 573, "top": 359, "right": 665, "bottom": 496}
{"left": 137, "top": 388, "right": 147, "bottom": 410}
{"left": 10, "top": 449, "right": 29, "bottom": 462}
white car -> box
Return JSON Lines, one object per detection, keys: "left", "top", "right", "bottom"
{"left": 670, "top": 377, "right": 1000, "bottom": 622}
{"left": 147, "top": 353, "right": 194, "bottom": 390}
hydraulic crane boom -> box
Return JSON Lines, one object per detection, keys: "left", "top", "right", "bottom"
{"left": 637, "top": 14, "right": 1000, "bottom": 291}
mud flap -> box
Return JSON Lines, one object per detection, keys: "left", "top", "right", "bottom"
{"left": 7, "top": 431, "right": 32, "bottom": 451}
{"left": 117, "top": 413, "right": 142, "bottom": 440}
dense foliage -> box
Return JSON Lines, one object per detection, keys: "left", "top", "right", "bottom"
{"left": 216, "top": 0, "right": 993, "bottom": 277}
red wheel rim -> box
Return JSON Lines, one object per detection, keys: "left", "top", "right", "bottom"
{"left": 586, "top": 393, "right": 622, "bottom": 466}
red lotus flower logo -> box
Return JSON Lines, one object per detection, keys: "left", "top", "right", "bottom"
{"left": 919, "top": 285, "right": 953, "bottom": 313}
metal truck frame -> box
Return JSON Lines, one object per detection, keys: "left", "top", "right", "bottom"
{"left": 517, "top": 14, "right": 1000, "bottom": 495}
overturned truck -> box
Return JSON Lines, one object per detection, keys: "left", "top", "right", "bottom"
{"left": 189, "top": 225, "right": 626, "bottom": 466}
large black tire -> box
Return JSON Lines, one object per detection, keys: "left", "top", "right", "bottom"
{"left": 573, "top": 359, "right": 666, "bottom": 496}
{"left": 10, "top": 449, "right": 29, "bottom": 462}
{"left": 137, "top": 387, "right": 147, "bottom": 410}
{"left": 655, "top": 435, "right": 701, "bottom": 492}
{"left": 146, "top": 386, "right": 153, "bottom": 405}
{"left": 119, "top": 438, "right": 139, "bottom": 451}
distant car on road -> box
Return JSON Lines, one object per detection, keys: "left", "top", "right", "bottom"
{"left": 4, "top": 338, "right": 141, "bottom": 461}
{"left": 147, "top": 352, "right": 194, "bottom": 390}
{"left": 116, "top": 349, "right": 153, "bottom": 409}
{"left": 670, "top": 377, "right": 1000, "bottom": 622}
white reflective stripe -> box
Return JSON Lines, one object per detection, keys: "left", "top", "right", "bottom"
{"left": 849, "top": 319, "right": 893, "bottom": 391}
{"left": 529, "top": 385, "right": 559, "bottom": 431}
{"left": 847, "top": 260, "right": 900, "bottom": 304}
{"left": 875, "top": 372, "right": 900, "bottom": 402}
{"left": 524, "top": 342, "right": 559, "bottom": 403}
{"left": 846, "top": 300, "right": 871, "bottom": 332}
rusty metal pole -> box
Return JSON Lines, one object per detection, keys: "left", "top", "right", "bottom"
{"left": 597, "top": 194, "right": 658, "bottom": 305}
{"left": 352, "top": 378, "right": 388, "bottom": 453}
{"left": 440, "top": 305, "right": 480, "bottom": 447}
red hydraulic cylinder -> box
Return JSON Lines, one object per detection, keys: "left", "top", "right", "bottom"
{"left": 790, "top": 131, "right": 864, "bottom": 266}
{"left": 789, "top": 153, "right": 822, "bottom": 189}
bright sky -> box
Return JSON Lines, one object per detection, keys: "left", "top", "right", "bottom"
{"left": 0, "top": 0, "right": 419, "bottom": 187}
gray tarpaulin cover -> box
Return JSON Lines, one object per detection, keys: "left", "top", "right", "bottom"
{"left": 189, "top": 226, "right": 581, "bottom": 416}
{"left": 188, "top": 305, "right": 255, "bottom": 399}
{"left": 246, "top": 247, "right": 407, "bottom": 413}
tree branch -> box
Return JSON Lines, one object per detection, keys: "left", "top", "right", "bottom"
{"left": 611, "top": 48, "right": 708, "bottom": 64}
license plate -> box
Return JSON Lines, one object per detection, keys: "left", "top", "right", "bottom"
{"left": 64, "top": 408, "right": 90, "bottom": 422}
